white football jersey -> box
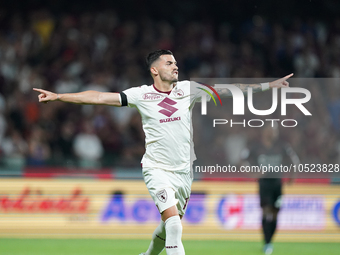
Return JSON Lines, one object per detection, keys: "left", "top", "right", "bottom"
{"left": 123, "top": 80, "right": 207, "bottom": 172}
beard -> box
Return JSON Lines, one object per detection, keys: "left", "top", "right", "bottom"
{"left": 159, "top": 71, "right": 178, "bottom": 83}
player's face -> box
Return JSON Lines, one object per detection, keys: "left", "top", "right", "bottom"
{"left": 155, "top": 55, "right": 179, "bottom": 83}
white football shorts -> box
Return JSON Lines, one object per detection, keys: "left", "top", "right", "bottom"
{"left": 143, "top": 167, "right": 193, "bottom": 216}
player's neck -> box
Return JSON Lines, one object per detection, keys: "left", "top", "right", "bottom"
{"left": 154, "top": 80, "right": 175, "bottom": 93}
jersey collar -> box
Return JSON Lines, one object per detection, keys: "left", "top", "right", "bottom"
{"left": 153, "top": 84, "right": 172, "bottom": 95}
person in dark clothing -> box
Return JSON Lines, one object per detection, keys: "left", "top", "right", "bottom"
{"left": 241, "top": 123, "right": 300, "bottom": 255}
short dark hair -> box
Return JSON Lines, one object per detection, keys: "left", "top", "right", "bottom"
{"left": 146, "top": 49, "right": 173, "bottom": 70}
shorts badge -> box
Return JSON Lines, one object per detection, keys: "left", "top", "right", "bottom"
{"left": 156, "top": 189, "right": 167, "bottom": 203}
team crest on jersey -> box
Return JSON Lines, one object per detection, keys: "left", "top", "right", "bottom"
{"left": 142, "top": 93, "right": 164, "bottom": 100}
{"left": 173, "top": 89, "right": 184, "bottom": 97}
{"left": 156, "top": 189, "right": 167, "bottom": 203}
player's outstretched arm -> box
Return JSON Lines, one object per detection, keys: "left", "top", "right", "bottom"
{"left": 33, "top": 88, "right": 122, "bottom": 107}
{"left": 215, "top": 73, "right": 293, "bottom": 97}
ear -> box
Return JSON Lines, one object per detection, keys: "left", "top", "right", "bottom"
{"left": 150, "top": 66, "right": 158, "bottom": 76}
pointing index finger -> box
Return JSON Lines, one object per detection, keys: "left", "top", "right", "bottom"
{"left": 283, "top": 73, "right": 294, "bottom": 80}
{"left": 33, "top": 88, "right": 45, "bottom": 93}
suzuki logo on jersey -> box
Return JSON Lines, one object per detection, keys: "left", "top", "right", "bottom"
{"left": 158, "top": 97, "right": 178, "bottom": 117}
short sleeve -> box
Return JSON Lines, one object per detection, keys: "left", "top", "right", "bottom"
{"left": 122, "top": 87, "right": 141, "bottom": 108}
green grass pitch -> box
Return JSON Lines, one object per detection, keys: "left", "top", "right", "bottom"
{"left": 0, "top": 239, "right": 339, "bottom": 255}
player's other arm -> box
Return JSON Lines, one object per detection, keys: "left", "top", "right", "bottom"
{"left": 215, "top": 73, "right": 293, "bottom": 97}
{"left": 284, "top": 144, "right": 300, "bottom": 184}
{"left": 33, "top": 88, "right": 122, "bottom": 107}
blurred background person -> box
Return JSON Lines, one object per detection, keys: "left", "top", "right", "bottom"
{"left": 73, "top": 120, "right": 104, "bottom": 169}
{"left": 240, "top": 123, "right": 300, "bottom": 255}
{"left": 1, "top": 129, "right": 28, "bottom": 170}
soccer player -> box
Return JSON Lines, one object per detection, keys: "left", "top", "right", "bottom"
{"left": 241, "top": 123, "right": 300, "bottom": 255}
{"left": 34, "top": 49, "right": 292, "bottom": 255}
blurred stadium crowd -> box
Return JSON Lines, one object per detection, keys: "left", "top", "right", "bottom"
{"left": 0, "top": 9, "right": 340, "bottom": 170}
